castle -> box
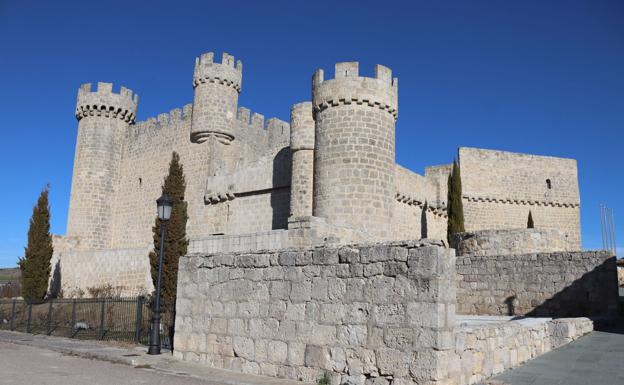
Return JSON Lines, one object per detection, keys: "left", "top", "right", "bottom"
{"left": 52, "top": 52, "right": 582, "bottom": 296}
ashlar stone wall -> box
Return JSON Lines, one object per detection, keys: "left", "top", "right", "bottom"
{"left": 458, "top": 147, "right": 581, "bottom": 248}
{"left": 394, "top": 166, "right": 448, "bottom": 241}
{"left": 57, "top": 248, "right": 153, "bottom": 297}
{"left": 450, "top": 317, "right": 592, "bottom": 385}
{"left": 456, "top": 250, "right": 618, "bottom": 316}
{"left": 452, "top": 228, "right": 574, "bottom": 256}
{"left": 174, "top": 240, "right": 456, "bottom": 385}
{"left": 111, "top": 102, "right": 291, "bottom": 251}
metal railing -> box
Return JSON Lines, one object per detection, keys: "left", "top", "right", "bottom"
{"left": 0, "top": 297, "right": 174, "bottom": 349}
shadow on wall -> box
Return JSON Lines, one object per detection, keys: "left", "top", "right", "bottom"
{"left": 504, "top": 295, "right": 517, "bottom": 316}
{"left": 456, "top": 252, "right": 619, "bottom": 322}
{"left": 526, "top": 257, "right": 619, "bottom": 318}
{"left": 48, "top": 260, "right": 62, "bottom": 299}
{"left": 271, "top": 147, "right": 291, "bottom": 230}
{"left": 421, "top": 201, "right": 428, "bottom": 239}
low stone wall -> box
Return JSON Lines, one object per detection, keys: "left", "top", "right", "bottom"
{"left": 449, "top": 316, "right": 592, "bottom": 385}
{"left": 453, "top": 228, "right": 574, "bottom": 257}
{"left": 456, "top": 251, "right": 618, "bottom": 316}
{"left": 188, "top": 230, "right": 289, "bottom": 254}
{"left": 59, "top": 248, "right": 153, "bottom": 297}
{"left": 174, "top": 240, "right": 456, "bottom": 385}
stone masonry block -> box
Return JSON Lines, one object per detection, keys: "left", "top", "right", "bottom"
{"left": 305, "top": 345, "right": 330, "bottom": 369}
{"left": 376, "top": 348, "right": 410, "bottom": 377}
{"left": 360, "top": 246, "right": 392, "bottom": 263}
{"left": 288, "top": 342, "right": 306, "bottom": 366}
{"left": 290, "top": 280, "right": 312, "bottom": 302}
{"left": 313, "top": 248, "right": 339, "bottom": 265}
{"left": 232, "top": 336, "right": 254, "bottom": 360}
{"left": 268, "top": 340, "right": 288, "bottom": 363}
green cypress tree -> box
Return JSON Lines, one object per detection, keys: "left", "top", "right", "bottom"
{"left": 527, "top": 210, "right": 534, "bottom": 228}
{"left": 19, "top": 186, "right": 54, "bottom": 302}
{"left": 149, "top": 152, "right": 188, "bottom": 308}
{"left": 446, "top": 159, "right": 465, "bottom": 245}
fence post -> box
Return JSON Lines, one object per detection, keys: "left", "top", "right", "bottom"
{"left": 26, "top": 303, "right": 32, "bottom": 333}
{"left": 99, "top": 299, "right": 106, "bottom": 340}
{"left": 47, "top": 301, "right": 53, "bottom": 335}
{"left": 134, "top": 296, "right": 144, "bottom": 344}
{"left": 70, "top": 299, "right": 76, "bottom": 337}
{"left": 10, "top": 300, "right": 16, "bottom": 331}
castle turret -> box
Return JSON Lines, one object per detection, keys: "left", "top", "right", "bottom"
{"left": 312, "top": 62, "right": 398, "bottom": 239}
{"left": 191, "top": 52, "right": 242, "bottom": 144}
{"left": 67, "top": 82, "right": 138, "bottom": 250}
{"left": 289, "top": 102, "right": 315, "bottom": 218}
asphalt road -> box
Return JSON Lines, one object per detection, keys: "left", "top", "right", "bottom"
{"left": 0, "top": 341, "right": 212, "bottom": 385}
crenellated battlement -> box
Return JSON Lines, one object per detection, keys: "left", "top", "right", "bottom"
{"left": 193, "top": 52, "right": 243, "bottom": 92}
{"left": 312, "top": 62, "right": 398, "bottom": 119}
{"left": 128, "top": 102, "right": 289, "bottom": 145}
{"left": 75, "top": 82, "right": 138, "bottom": 123}
{"left": 236, "top": 107, "right": 289, "bottom": 135}
{"left": 130, "top": 104, "right": 193, "bottom": 138}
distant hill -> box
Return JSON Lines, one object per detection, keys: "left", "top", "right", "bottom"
{"left": 0, "top": 268, "right": 20, "bottom": 284}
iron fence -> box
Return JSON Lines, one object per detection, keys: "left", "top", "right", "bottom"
{"left": 0, "top": 297, "right": 174, "bottom": 349}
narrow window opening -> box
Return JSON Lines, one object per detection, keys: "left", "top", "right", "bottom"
{"left": 138, "top": 177, "right": 142, "bottom": 187}
{"left": 546, "top": 179, "right": 552, "bottom": 189}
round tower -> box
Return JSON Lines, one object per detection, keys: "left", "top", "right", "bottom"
{"left": 289, "top": 102, "right": 315, "bottom": 218}
{"left": 67, "top": 82, "right": 138, "bottom": 250}
{"left": 191, "top": 52, "right": 242, "bottom": 144}
{"left": 312, "top": 62, "right": 398, "bottom": 239}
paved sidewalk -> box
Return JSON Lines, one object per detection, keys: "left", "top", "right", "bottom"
{"left": 3, "top": 328, "right": 623, "bottom": 385}
{"left": 486, "top": 327, "right": 624, "bottom": 385}
{"left": 0, "top": 330, "right": 300, "bottom": 385}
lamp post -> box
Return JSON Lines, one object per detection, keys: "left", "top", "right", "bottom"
{"left": 148, "top": 193, "right": 173, "bottom": 355}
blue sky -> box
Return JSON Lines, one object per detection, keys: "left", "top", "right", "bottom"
{"left": 0, "top": 0, "right": 622, "bottom": 267}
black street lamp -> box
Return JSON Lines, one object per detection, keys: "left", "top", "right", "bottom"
{"left": 148, "top": 193, "right": 173, "bottom": 355}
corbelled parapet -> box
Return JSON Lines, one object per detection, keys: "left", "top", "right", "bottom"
{"left": 191, "top": 52, "right": 242, "bottom": 144}
{"left": 75, "top": 82, "right": 138, "bottom": 123}
{"left": 312, "top": 62, "right": 398, "bottom": 119}
{"left": 193, "top": 52, "right": 243, "bottom": 92}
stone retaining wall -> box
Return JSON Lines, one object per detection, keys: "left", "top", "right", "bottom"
{"left": 174, "top": 240, "right": 456, "bottom": 385}
{"left": 453, "top": 228, "right": 574, "bottom": 256}
{"left": 188, "top": 230, "right": 289, "bottom": 254}
{"left": 456, "top": 251, "right": 618, "bottom": 316}
{"left": 58, "top": 248, "right": 153, "bottom": 297}
{"left": 449, "top": 316, "right": 592, "bottom": 385}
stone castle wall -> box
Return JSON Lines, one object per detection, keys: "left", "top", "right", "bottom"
{"left": 456, "top": 250, "right": 618, "bottom": 316}
{"left": 394, "top": 166, "right": 448, "bottom": 241}
{"left": 453, "top": 228, "right": 574, "bottom": 256}
{"left": 174, "top": 240, "right": 457, "bottom": 385}
{"left": 459, "top": 147, "right": 581, "bottom": 248}
{"left": 57, "top": 248, "right": 153, "bottom": 297}
{"left": 57, "top": 52, "right": 584, "bottom": 298}
{"left": 110, "top": 102, "right": 291, "bottom": 251}
{"left": 189, "top": 230, "right": 289, "bottom": 254}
